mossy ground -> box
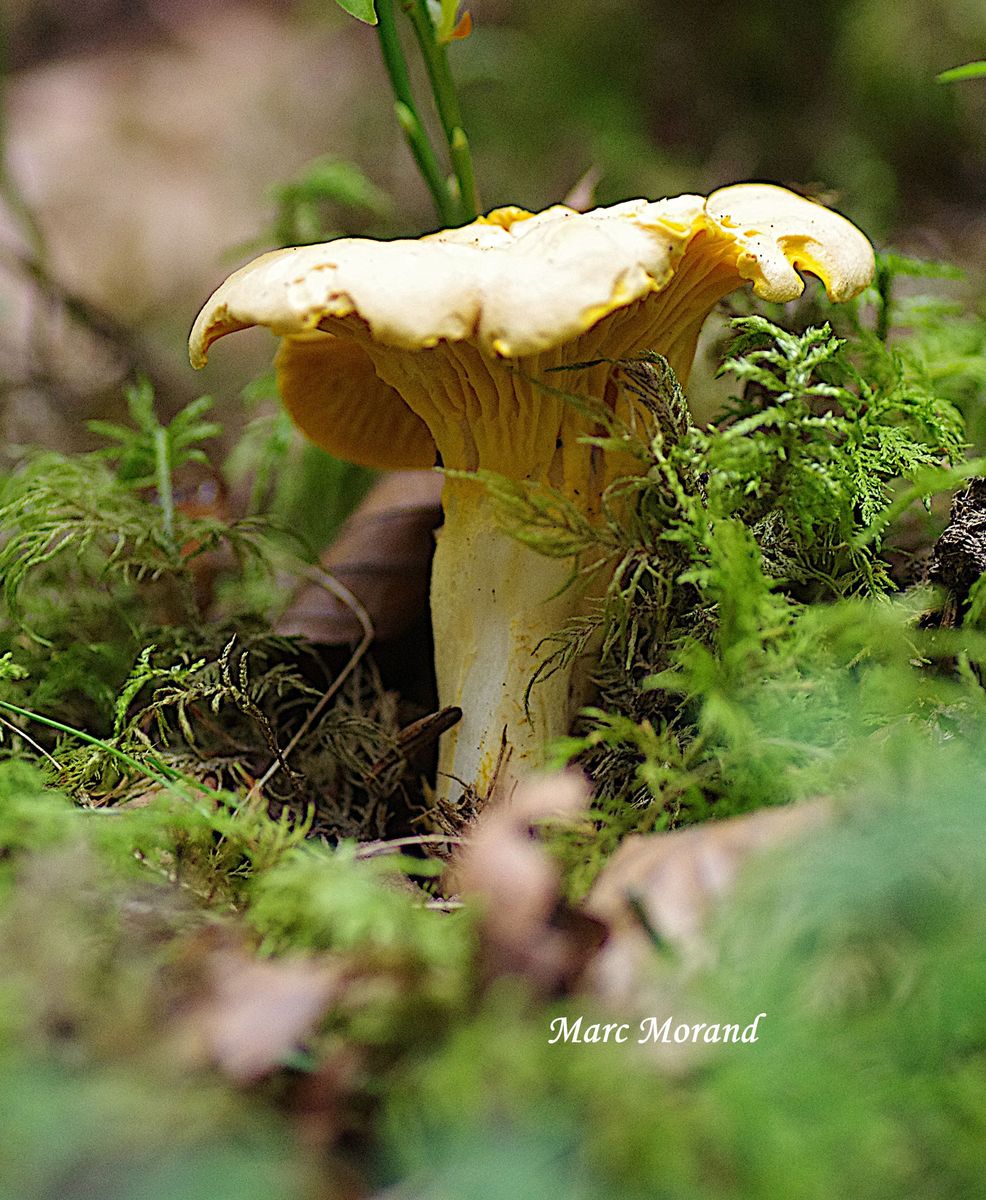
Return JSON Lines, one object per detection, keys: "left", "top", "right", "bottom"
{"left": 1, "top": 258, "right": 986, "bottom": 1197}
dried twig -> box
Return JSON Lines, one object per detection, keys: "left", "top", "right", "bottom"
{"left": 356, "top": 833, "right": 463, "bottom": 859}
{"left": 0, "top": 711, "right": 62, "bottom": 770}
{"left": 0, "top": 243, "right": 167, "bottom": 389}
{"left": 249, "top": 561, "right": 374, "bottom": 799}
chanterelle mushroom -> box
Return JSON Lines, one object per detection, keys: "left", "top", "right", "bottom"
{"left": 190, "top": 183, "right": 874, "bottom": 805}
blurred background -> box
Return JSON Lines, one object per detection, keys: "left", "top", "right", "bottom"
{"left": 1, "top": 0, "right": 984, "bottom": 457}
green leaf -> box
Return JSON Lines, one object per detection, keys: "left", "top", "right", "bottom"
{"left": 937, "top": 61, "right": 986, "bottom": 83}
{"left": 334, "top": 0, "right": 378, "bottom": 23}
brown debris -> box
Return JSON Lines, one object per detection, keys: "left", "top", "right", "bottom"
{"left": 278, "top": 470, "right": 443, "bottom": 645}
{"left": 585, "top": 801, "right": 830, "bottom": 1002}
{"left": 927, "top": 476, "right": 986, "bottom": 626}
{"left": 451, "top": 772, "right": 605, "bottom": 994}
{"left": 173, "top": 934, "right": 341, "bottom": 1084}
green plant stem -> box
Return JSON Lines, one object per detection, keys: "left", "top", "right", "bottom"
{"left": 404, "top": 0, "right": 479, "bottom": 222}
{"left": 0, "top": 699, "right": 206, "bottom": 795}
{"left": 154, "top": 426, "right": 176, "bottom": 548}
{"left": 375, "top": 0, "right": 456, "bottom": 225}
{"left": 449, "top": 127, "right": 479, "bottom": 221}
{"left": 874, "top": 259, "right": 891, "bottom": 343}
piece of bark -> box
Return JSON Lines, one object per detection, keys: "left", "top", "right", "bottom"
{"left": 926, "top": 477, "right": 986, "bottom": 626}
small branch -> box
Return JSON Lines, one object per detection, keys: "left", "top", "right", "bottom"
{"left": 0, "top": 162, "right": 47, "bottom": 263}
{"left": 0, "top": 243, "right": 169, "bottom": 392}
{"left": 356, "top": 832, "right": 463, "bottom": 858}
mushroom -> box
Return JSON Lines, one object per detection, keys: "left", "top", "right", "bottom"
{"left": 189, "top": 184, "right": 874, "bottom": 805}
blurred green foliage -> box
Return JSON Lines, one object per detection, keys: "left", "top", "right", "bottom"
{"left": 383, "top": 734, "right": 986, "bottom": 1200}
{"left": 430, "top": 0, "right": 986, "bottom": 237}
{"left": 0, "top": 759, "right": 466, "bottom": 1200}
{"left": 263, "top": 156, "right": 393, "bottom": 248}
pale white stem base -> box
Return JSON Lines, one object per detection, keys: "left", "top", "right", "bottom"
{"left": 430, "top": 482, "right": 596, "bottom": 805}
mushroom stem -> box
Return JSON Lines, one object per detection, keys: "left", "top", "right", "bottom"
{"left": 430, "top": 477, "right": 595, "bottom": 804}
{"left": 188, "top": 187, "right": 877, "bottom": 810}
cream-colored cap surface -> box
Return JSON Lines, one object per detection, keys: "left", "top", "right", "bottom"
{"left": 190, "top": 185, "right": 874, "bottom": 369}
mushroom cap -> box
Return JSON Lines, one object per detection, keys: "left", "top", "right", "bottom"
{"left": 189, "top": 184, "right": 873, "bottom": 367}
{"left": 189, "top": 185, "right": 874, "bottom": 478}
{"left": 705, "top": 185, "right": 874, "bottom": 304}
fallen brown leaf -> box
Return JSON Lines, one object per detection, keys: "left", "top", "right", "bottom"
{"left": 174, "top": 937, "right": 340, "bottom": 1084}
{"left": 451, "top": 771, "right": 605, "bottom": 994}
{"left": 585, "top": 801, "right": 831, "bottom": 1003}
{"left": 277, "top": 470, "right": 443, "bottom": 645}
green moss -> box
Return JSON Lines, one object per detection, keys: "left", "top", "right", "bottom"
{"left": 382, "top": 739, "right": 986, "bottom": 1200}
{"left": 472, "top": 257, "right": 986, "bottom": 888}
